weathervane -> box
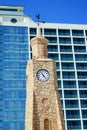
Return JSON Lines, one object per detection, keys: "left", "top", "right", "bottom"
{"left": 36, "top": 13, "right": 45, "bottom": 26}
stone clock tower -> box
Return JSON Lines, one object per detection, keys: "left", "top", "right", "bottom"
{"left": 25, "top": 27, "right": 65, "bottom": 130}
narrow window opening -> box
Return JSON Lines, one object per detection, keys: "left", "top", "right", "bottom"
{"left": 44, "top": 119, "right": 50, "bottom": 130}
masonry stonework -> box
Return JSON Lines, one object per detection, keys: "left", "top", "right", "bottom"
{"left": 25, "top": 27, "right": 65, "bottom": 130}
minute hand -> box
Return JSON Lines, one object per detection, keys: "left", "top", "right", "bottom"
{"left": 42, "top": 73, "right": 46, "bottom": 78}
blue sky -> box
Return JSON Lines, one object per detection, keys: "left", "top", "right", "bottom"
{"left": 0, "top": 0, "right": 87, "bottom": 24}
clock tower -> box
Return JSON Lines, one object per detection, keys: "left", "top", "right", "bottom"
{"left": 25, "top": 26, "right": 65, "bottom": 130}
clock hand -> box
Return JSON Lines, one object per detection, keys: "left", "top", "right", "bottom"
{"left": 42, "top": 73, "right": 45, "bottom": 78}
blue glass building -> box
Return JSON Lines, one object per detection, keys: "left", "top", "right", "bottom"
{"left": 0, "top": 5, "right": 87, "bottom": 130}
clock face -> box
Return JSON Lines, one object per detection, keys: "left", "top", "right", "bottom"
{"left": 36, "top": 69, "right": 50, "bottom": 82}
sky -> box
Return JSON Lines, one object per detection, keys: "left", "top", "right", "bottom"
{"left": 0, "top": 0, "right": 87, "bottom": 24}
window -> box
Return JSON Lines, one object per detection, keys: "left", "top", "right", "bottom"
{"left": 61, "top": 54, "right": 73, "bottom": 61}
{"left": 44, "top": 119, "right": 50, "bottom": 130}
{"left": 82, "top": 110, "right": 87, "bottom": 118}
{"left": 76, "top": 63, "right": 87, "bottom": 70}
{"left": 67, "top": 120, "right": 81, "bottom": 130}
{"left": 81, "top": 100, "right": 87, "bottom": 108}
{"left": 75, "top": 54, "right": 87, "bottom": 61}
{"left": 60, "top": 45, "right": 72, "bottom": 52}
{"left": 30, "top": 28, "right": 36, "bottom": 35}
{"left": 59, "top": 37, "right": 71, "bottom": 44}
{"left": 48, "top": 53, "right": 58, "bottom": 60}
{"left": 62, "top": 71, "right": 75, "bottom": 79}
{"left": 77, "top": 72, "right": 87, "bottom": 79}
{"left": 56, "top": 62, "right": 60, "bottom": 70}
{"left": 78, "top": 81, "right": 87, "bottom": 88}
{"left": 58, "top": 29, "right": 70, "bottom": 36}
{"left": 64, "top": 90, "right": 77, "bottom": 98}
{"left": 74, "top": 46, "right": 86, "bottom": 52}
{"left": 58, "top": 80, "right": 61, "bottom": 88}
{"left": 66, "top": 110, "right": 80, "bottom": 119}
{"left": 57, "top": 71, "right": 60, "bottom": 79}
{"left": 63, "top": 81, "right": 76, "bottom": 88}
{"left": 85, "top": 30, "right": 87, "bottom": 36}
{"left": 48, "top": 45, "right": 58, "bottom": 52}
{"left": 45, "top": 37, "right": 57, "bottom": 43}
{"left": 79, "top": 90, "right": 87, "bottom": 98}
{"left": 44, "top": 29, "right": 56, "bottom": 35}
{"left": 73, "top": 38, "right": 85, "bottom": 44}
{"left": 83, "top": 120, "right": 87, "bottom": 129}
{"left": 72, "top": 30, "right": 84, "bottom": 36}
{"left": 61, "top": 62, "right": 74, "bottom": 70}
{"left": 65, "top": 100, "right": 79, "bottom": 108}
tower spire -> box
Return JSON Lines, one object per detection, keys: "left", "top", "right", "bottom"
{"left": 30, "top": 14, "right": 48, "bottom": 59}
{"left": 36, "top": 25, "right": 41, "bottom": 37}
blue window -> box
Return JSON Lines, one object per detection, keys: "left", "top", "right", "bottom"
{"left": 4, "top": 111, "right": 25, "bottom": 121}
{"left": 62, "top": 71, "right": 75, "bottom": 79}
{"left": 85, "top": 30, "right": 87, "bottom": 36}
{"left": 2, "top": 26, "right": 28, "bottom": 35}
{"left": 79, "top": 90, "right": 87, "bottom": 98}
{"left": 82, "top": 110, "right": 87, "bottom": 118}
{"left": 61, "top": 54, "right": 73, "bottom": 61}
{"left": 61, "top": 62, "right": 74, "bottom": 70}
{"left": 60, "top": 45, "right": 72, "bottom": 52}
{"left": 3, "top": 61, "right": 26, "bottom": 69}
{"left": 4, "top": 100, "right": 25, "bottom": 109}
{"left": 67, "top": 120, "right": 81, "bottom": 130}
{"left": 65, "top": 100, "right": 79, "bottom": 108}
{"left": 48, "top": 53, "right": 59, "bottom": 60}
{"left": 76, "top": 63, "right": 87, "bottom": 70}
{"left": 4, "top": 52, "right": 28, "bottom": 60}
{"left": 45, "top": 36, "right": 57, "bottom": 43}
{"left": 3, "top": 80, "right": 26, "bottom": 88}
{"left": 66, "top": 110, "right": 80, "bottom": 119}
{"left": 30, "top": 28, "right": 36, "bottom": 35}
{"left": 4, "top": 44, "right": 28, "bottom": 52}
{"left": 59, "top": 37, "right": 71, "bottom": 44}
{"left": 44, "top": 29, "right": 56, "bottom": 35}
{"left": 48, "top": 45, "right": 58, "bottom": 52}
{"left": 81, "top": 100, "right": 87, "bottom": 108}
{"left": 64, "top": 90, "right": 77, "bottom": 98}
{"left": 73, "top": 38, "right": 85, "bottom": 44}
{"left": 3, "top": 70, "right": 26, "bottom": 79}
{"left": 78, "top": 81, "right": 87, "bottom": 88}
{"left": 3, "top": 121, "right": 25, "bottom": 130}
{"left": 72, "top": 30, "right": 84, "bottom": 36}
{"left": 58, "top": 29, "right": 70, "bottom": 36}
{"left": 3, "top": 90, "right": 26, "bottom": 99}
{"left": 58, "top": 80, "right": 61, "bottom": 88}
{"left": 74, "top": 46, "right": 86, "bottom": 52}
{"left": 75, "top": 54, "right": 87, "bottom": 61}
{"left": 57, "top": 71, "right": 60, "bottom": 79}
{"left": 63, "top": 81, "right": 76, "bottom": 88}
{"left": 77, "top": 72, "right": 87, "bottom": 79}
{"left": 83, "top": 120, "right": 87, "bottom": 129}
{"left": 56, "top": 62, "right": 60, "bottom": 70}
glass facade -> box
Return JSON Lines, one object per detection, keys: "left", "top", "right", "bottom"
{"left": 0, "top": 26, "right": 28, "bottom": 130}
{"left": 0, "top": 6, "right": 87, "bottom": 130}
